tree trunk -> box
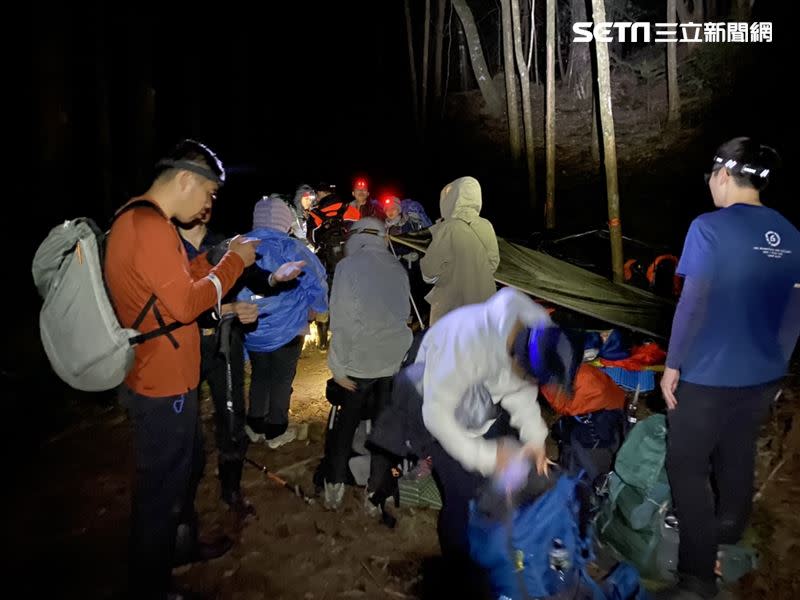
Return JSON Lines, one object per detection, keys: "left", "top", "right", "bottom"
{"left": 676, "top": 0, "right": 704, "bottom": 55}
{"left": 532, "top": 1, "right": 540, "bottom": 85}
{"left": 511, "top": 0, "right": 538, "bottom": 212}
{"left": 422, "top": 0, "right": 431, "bottom": 135}
{"left": 526, "top": 0, "right": 534, "bottom": 74}
{"left": 545, "top": 0, "right": 556, "bottom": 228}
{"left": 433, "top": 0, "right": 446, "bottom": 115}
{"left": 731, "top": 0, "right": 752, "bottom": 21}
{"left": 591, "top": 88, "right": 600, "bottom": 162}
{"left": 567, "top": 0, "right": 590, "bottom": 100}
{"left": 404, "top": 0, "right": 421, "bottom": 138}
{"left": 500, "top": 0, "right": 522, "bottom": 164}
{"left": 677, "top": 0, "right": 704, "bottom": 22}
{"left": 667, "top": 0, "right": 681, "bottom": 125}
{"left": 556, "top": 7, "right": 566, "bottom": 81}
{"left": 590, "top": 0, "right": 624, "bottom": 283}
{"left": 451, "top": 0, "right": 502, "bottom": 115}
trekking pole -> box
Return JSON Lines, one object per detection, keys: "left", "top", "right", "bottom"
{"left": 244, "top": 456, "right": 315, "bottom": 504}
{"left": 387, "top": 237, "right": 426, "bottom": 331}
{"left": 217, "top": 312, "right": 238, "bottom": 442}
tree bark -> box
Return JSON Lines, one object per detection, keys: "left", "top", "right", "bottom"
{"left": 545, "top": 0, "right": 556, "bottom": 228}
{"left": 667, "top": 0, "right": 681, "bottom": 125}
{"left": 451, "top": 0, "right": 503, "bottom": 115}
{"left": 404, "top": 0, "right": 421, "bottom": 138}
{"left": 567, "top": 0, "right": 590, "bottom": 100}
{"left": 433, "top": 0, "right": 446, "bottom": 114}
{"left": 500, "top": 0, "right": 522, "bottom": 164}
{"left": 511, "top": 0, "right": 538, "bottom": 212}
{"left": 422, "top": 0, "right": 431, "bottom": 135}
{"left": 590, "top": 0, "right": 624, "bottom": 283}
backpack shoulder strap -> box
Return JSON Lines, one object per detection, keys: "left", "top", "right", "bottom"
{"left": 106, "top": 199, "right": 181, "bottom": 348}
{"left": 108, "top": 199, "right": 162, "bottom": 230}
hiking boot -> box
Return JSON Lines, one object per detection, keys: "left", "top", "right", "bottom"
{"left": 245, "top": 417, "right": 266, "bottom": 443}
{"left": 219, "top": 461, "right": 256, "bottom": 519}
{"left": 224, "top": 490, "right": 256, "bottom": 519}
{"left": 363, "top": 489, "right": 381, "bottom": 518}
{"left": 266, "top": 426, "right": 297, "bottom": 449}
{"left": 323, "top": 480, "right": 345, "bottom": 511}
{"left": 316, "top": 321, "right": 329, "bottom": 351}
{"left": 173, "top": 530, "right": 234, "bottom": 567}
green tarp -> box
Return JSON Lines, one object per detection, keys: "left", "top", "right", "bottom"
{"left": 391, "top": 234, "right": 675, "bottom": 339}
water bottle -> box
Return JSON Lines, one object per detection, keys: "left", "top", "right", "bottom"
{"left": 625, "top": 385, "right": 640, "bottom": 435}
{"left": 549, "top": 538, "right": 572, "bottom": 573}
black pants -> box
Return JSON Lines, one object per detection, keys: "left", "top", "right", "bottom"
{"left": 248, "top": 335, "right": 304, "bottom": 439}
{"left": 124, "top": 386, "right": 204, "bottom": 599}
{"left": 427, "top": 412, "right": 512, "bottom": 599}
{"left": 666, "top": 379, "right": 779, "bottom": 591}
{"left": 200, "top": 328, "right": 248, "bottom": 465}
{"left": 323, "top": 376, "right": 395, "bottom": 490}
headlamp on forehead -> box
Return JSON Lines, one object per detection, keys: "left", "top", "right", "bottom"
{"left": 704, "top": 155, "right": 770, "bottom": 185}
{"left": 156, "top": 159, "right": 226, "bottom": 186}
{"left": 354, "top": 178, "right": 368, "bottom": 191}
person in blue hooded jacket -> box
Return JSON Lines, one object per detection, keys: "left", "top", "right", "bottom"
{"left": 240, "top": 195, "right": 328, "bottom": 448}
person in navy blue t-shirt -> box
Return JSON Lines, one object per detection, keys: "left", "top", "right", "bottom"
{"left": 657, "top": 138, "right": 800, "bottom": 600}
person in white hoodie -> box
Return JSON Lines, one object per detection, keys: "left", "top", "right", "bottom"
{"left": 413, "top": 286, "right": 580, "bottom": 594}
{"left": 321, "top": 217, "right": 414, "bottom": 512}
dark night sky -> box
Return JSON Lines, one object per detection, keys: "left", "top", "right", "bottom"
{"left": 12, "top": 0, "right": 798, "bottom": 293}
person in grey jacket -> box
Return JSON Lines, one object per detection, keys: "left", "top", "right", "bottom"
{"left": 320, "top": 217, "right": 413, "bottom": 513}
{"left": 420, "top": 176, "right": 500, "bottom": 325}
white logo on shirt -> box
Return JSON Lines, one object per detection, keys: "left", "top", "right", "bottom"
{"left": 765, "top": 231, "right": 781, "bottom": 247}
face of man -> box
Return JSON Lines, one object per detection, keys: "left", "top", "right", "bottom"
{"left": 352, "top": 189, "right": 369, "bottom": 206}
{"left": 176, "top": 170, "right": 218, "bottom": 222}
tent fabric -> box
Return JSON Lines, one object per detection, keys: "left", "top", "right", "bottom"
{"left": 391, "top": 233, "right": 675, "bottom": 339}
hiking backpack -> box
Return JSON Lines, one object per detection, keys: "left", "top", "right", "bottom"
{"left": 468, "top": 473, "right": 648, "bottom": 599}
{"left": 31, "top": 201, "right": 201, "bottom": 392}
{"left": 310, "top": 200, "right": 352, "bottom": 273}
{"left": 595, "top": 414, "right": 678, "bottom": 583}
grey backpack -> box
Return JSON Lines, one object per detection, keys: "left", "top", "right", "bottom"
{"left": 32, "top": 201, "right": 183, "bottom": 392}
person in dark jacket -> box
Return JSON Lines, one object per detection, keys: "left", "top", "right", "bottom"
{"left": 178, "top": 207, "right": 260, "bottom": 519}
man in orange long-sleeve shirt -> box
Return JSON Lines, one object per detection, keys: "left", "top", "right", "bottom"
{"left": 105, "top": 140, "right": 301, "bottom": 599}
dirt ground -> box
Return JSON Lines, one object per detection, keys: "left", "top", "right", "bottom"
{"left": 4, "top": 336, "right": 799, "bottom": 599}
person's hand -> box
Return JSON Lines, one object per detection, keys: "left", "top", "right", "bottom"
{"left": 272, "top": 260, "right": 306, "bottom": 283}
{"left": 661, "top": 366, "right": 680, "bottom": 410}
{"left": 495, "top": 437, "right": 521, "bottom": 475}
{"left": 522, "top": 443, "right": 555, "bottom": 477}
{"left": 228, "top": 235, "right": 259, "bottom": 267}
{"left": 231, "top": 301, "right": 259, "bottom": 324}
{"left": 335, "top": 376, "right": 357, "bottom": 392}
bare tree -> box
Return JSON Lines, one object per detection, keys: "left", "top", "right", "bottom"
{"left": 667, "top": 0, "right": 681, "bottom": 125}
{"left": 404, "top": 0, "right": 421, "bottom": 138}
{"left": 545, "top": 0, "right": 556, "bottom": 228}
{"left": 567, "top": 0, "right": 591, "bottom": 100}
{"left": 422, "top": 0, "right": 431, "bottom": 134}
{"left": 451, "top": 0, "right": 503, "bottom": 115}
{"left": 590, "top": 0, "right": 624, "bottom": 283}
{"left": 511, "top": 0, "right": 538, "bottom": 210}
{"left": 500, "top": 0, "right": 522, "bottom": 163}
{"left": 433, "top": 0, "right": 447, "bottom": 115}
